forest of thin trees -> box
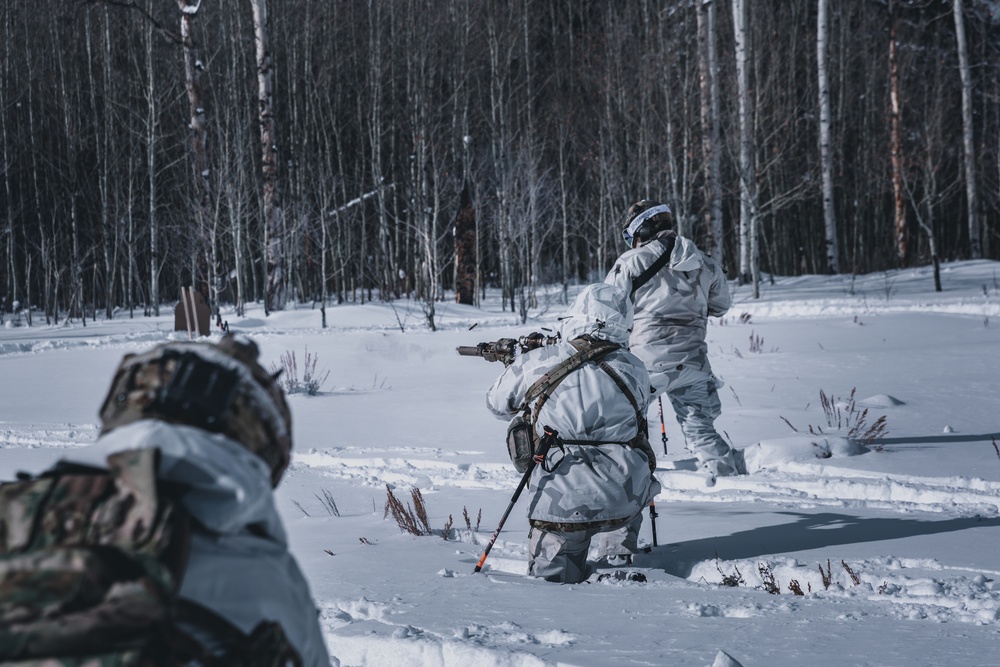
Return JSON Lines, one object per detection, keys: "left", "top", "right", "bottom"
{"left": 2, "top": 0, "right": 999, "bottom": 328}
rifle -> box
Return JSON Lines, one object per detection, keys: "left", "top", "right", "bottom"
{"left": 456, "top": 331, "right": 561, "bottom": 365}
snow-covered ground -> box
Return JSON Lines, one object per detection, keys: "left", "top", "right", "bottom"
{"left": 2, "top": 260, "right": 1000, "bottom": 667}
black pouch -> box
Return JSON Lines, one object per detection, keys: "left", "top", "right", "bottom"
{"left": 506, "top": 415, "right": 537, "bottom": 473}
{"left": 627, "top": 427, "right": 657, "bottom": 474}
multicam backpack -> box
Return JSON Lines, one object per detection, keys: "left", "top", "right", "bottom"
{"left": 0, "top": 448, "right": 300, "bottom": 667}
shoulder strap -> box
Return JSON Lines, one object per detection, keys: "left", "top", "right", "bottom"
{"left": 596, "top": 360, "right": 658, "bottom": 470}
{"left": 521, "top": 336, "right": 620, "bottom": 423}
{"left": 629, "top": 235, "right": 676, "bottom": 299}
{"left": 595, "top": 360, "right": 642, "bottom": 426}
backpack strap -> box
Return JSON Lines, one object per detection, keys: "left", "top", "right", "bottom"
{"left": 519, "top": 337, "right": 656, "bottom": 469}
{"left": 559, "top": 360, "right": 644, "bottom": 447}
{"left": 595, "top": 360, "right": 658, "bottom": 471}
{"left": 548, "top": 346, "right": 657, "bottom": 469}
{"left": 629, "top": 235, "right": 676, "bottom": 300}
{"left": 595, "top": 360, "right": 643, "bottom": 426}
{"left": 175, "top": 599, "right": 304, "bottom": 667}
{"left": 520, "top": 336, "right": 621, "bottom": 429}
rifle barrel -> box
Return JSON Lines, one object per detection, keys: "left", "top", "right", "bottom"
{"left": 456, "top": 346, "right": 483, "bottom": 357}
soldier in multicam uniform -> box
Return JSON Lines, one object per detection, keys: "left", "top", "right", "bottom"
{"left": 487, "top": 284, "right": 661, "bottom": 583}
{"left": 0, "top": 334, "right": 331, "bottom": 666}
{"left": 606, "top": 199, "right": 743, "bottom": 480}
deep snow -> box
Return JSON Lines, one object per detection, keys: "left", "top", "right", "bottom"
{"left": 2, "top": 260, "right": 1000, "bottom": 666}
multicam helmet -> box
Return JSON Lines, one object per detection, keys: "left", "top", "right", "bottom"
{"left": 97, "top": 334, "right": 292, "bottom": 487}
{"left": 621, "top": 199, "right": 673, "bottom": 247}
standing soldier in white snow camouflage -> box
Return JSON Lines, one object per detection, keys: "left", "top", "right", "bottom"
{"left": 606, "top": 199, "right": 743, "bottom": 479}
{"left": 487, "top": 284, "right": 661, "bottom": 583}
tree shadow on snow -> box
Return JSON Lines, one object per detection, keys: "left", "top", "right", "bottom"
{"left": 647, "top": 511, "right": 999, "bottom": 579}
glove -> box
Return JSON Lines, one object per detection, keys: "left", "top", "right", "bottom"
{"left": 482, "top": 338, "right": 518, "bottom": 366}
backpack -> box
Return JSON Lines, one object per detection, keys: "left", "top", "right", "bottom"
{"left": 506, "top": 336, "right": 655, "bottom": 473}
{"left": 0, "top": 448, "right": 301, "bottom": 667}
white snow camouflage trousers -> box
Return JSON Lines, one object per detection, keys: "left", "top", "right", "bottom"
{"left": 667, "top": 378, "right": 740, "bottom": 475}
{"left": 527, "top": 513, "right": 644, "bottom": 583}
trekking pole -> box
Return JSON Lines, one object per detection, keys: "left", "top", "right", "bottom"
{"left": 657, "top": 396, "right": 669, "bottom": 455}
{"left": 473, "top": 463, "right": 532, "bottom": 573}
{"left": 645, "top": 414, "right": 660, "bottom": 548}
{"left": 649, "top": 501, "right": 659, "bottom": 547}
{"left": 474, "top": 426, "right": 558, "bottom": 574}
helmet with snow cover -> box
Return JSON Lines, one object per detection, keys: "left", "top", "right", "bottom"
{"left": 97, "top": 334, "right": 292, "bottom": 487}
{"left": 559, "top": 283, "right": 634, "bottom": 346}
{"left": 621, "top": 199, "right": 673, "bottom": 247}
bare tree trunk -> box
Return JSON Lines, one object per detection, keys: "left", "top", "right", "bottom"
{"left": 733, "top": 0, "right": 757, "bottom": 291}
{"left": 487, "top": 10, "right": 515, "bottom": 313}
{"left": 953, "top": 0, "right": 981, "bottom": 260}
{"left": 86, "top": 7, "right": 117, "bottom": 319}
{"left": 178, "top": 0, "right": 214, "bottom": 316}
{"left": 698, "top": 0, "right": 724, "bottom": 264}
{"left": 454, "top": 182, "right": 476, "bottom": 305}
{"left": 144, "top": 0, "right": 160, "bottom": 316}
{"left": 556, "top": 130, "right": 571, "bottom": 301}
{"left": 888, "top": 0, "right": 906, "bottom": 266}
{"left": 658, "top": 4, "right": 687, "bottom": 239}
{"left": 126, "top": 162, "right": 136, "bottom": 317}
{"left": 50, "top": 17, "right": 84, "bottom": 323}
{"left": 818, "top": 0, "right": 839, "bottom": 274}
{"left": 366, "top": 0, "right": 397, "bottom": 300}
{"left": 251, "top": 0, "right": 286, "bottom": 311}
{"left": 1, "top": 7, "right": 14, "bottom": 320}
{"left": 522, "top": 0, "right": 539, "bottom": 310}
{"left": 556, "top": 2, "right": 573, "bottom": 302}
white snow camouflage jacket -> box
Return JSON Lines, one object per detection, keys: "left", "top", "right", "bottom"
{"left": 63, "top": 420, "right": 331, "bottom": 667}
{"left": 605, "top": 231, "right": 731, "bottom": 393}
{"left": 487, "top": 284, "right": 661, "bottom": 526}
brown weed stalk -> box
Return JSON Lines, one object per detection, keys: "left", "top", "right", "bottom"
{"left": 383, "top": 485, "right": 432, "bottom": 536}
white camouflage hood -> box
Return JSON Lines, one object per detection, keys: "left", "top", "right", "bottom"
{"left": 559, "top": 283, "right": 634, "bottom": 345}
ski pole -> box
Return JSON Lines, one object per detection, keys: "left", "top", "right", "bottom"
{"left": 474, "top": 426, "right": 558, "bottom": 574}
{"left": 657, "top": 396, "right": 668, "bottom": 455}
{"left": 649, "top": 501, "right": 659, "bottom": 547}
{"left": 473, "top": 461, "right": 533, "bottom": 573}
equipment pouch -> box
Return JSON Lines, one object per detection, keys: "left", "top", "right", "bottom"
{"left": 626, "top": 422, "right": 657, "bottom": 474}
{"left": 506, "top": 414, "right": 537, "bottom": 474}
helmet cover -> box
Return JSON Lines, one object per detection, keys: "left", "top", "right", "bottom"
{"left": 98, "top": 334, "right": 292, "bottom": 487}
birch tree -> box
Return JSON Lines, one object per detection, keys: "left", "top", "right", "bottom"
{"left": 953, "top": 0, "right": 981, "bottom": 259}
{"left": 50, "top": 15, "right": 85, "bottom": 323}
{"left": 178, "top": 0, "right": 215, "bottom": 314}
{"left": 888, "top": 0, "right": 907, "bottom": 265}
{"left": 698, "top": 0, "right": 724, "bottom": 264}
{"left": 1, "top": 6, "right": 16, "bottom": 319}
{"left": 142, "top": 0, "right": 162, "bottom": 316}
{"left": 817, "top": 0, "right": 839, "bottom": 273}
{"left": 486, "top": 7, "right": 516, "bottom": 313}
{"left": 732, "top": 0, "right": 758, "bottom": 292}
{"left": 904, "top": 55, "right": 956, "bottom": 294}
{"left": 251, "top": 0, "right": 286, "bottom": 311}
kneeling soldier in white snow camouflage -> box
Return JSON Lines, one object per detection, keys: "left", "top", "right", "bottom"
{"left": 606, "top": 199, "right": 744, "bottom": 480}
{"left": 0, "top": 334, "right": 330, "bottom": 666}
{"left": 487, "top": 284, "right": 661, "bottom": 583}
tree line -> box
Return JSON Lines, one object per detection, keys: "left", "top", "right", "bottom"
{"left": 1, "top": 0, "right": 998, "bottom": 329}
